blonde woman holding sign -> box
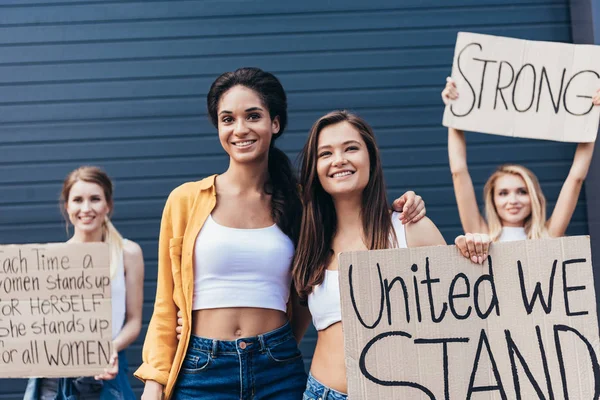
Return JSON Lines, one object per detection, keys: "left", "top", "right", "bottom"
{"left": 291, "top": 111, "right": 487, "bottom": 400}
{"left": 443, "top": 78, "right": 600, "bottom": 248}
{"left": 24, "top": 166, "right": 144, "bottom": 400}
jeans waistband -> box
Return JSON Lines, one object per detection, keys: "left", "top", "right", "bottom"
{"left": 306, "top": 373, "right": 348, "bottom": 399}
{"left": 188, "top": 321, "right": 294, "bottom": 356}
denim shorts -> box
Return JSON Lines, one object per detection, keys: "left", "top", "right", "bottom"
{"left": 303, "top": 373, "right": 348, "bottom": 400}
{"left": 173, "top": 321, "right": 307, "bottom": 400}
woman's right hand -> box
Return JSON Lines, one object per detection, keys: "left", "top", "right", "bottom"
{"left": 455, "top": 233, "right": 491, "bottom": 264}
{"left": 176, "top": 309, "right": 183, "bottom": 340}
{"left": 442, "top": 77, "right": 458, "bottom": 105}
{"left": 141, "top": 380, "right": 164, "bottom": 400}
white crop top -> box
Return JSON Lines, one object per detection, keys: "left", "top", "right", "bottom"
{"left": 192, "top": 214, "right": 295, "bottom": 312}
{"left": 499, "top": 226, "right": 527, "bottom": 242}
{"left": 308, "top": 212, "right": 408, "bottom": 331}
{"left": 111, "top": 244, "right": 127, "bottom": 340}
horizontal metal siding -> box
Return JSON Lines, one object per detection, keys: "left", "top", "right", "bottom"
{"left": 0, "top": 0, "right": 577, "bottom": 398}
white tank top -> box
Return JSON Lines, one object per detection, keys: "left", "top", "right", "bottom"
{"left": 498, "top": 226, "right": 527, "bottom": 242}
{"left": 192, "top": 214, "right": 295, "bottom": 312}
{"left": 308, "top": 212, "right": 408, "bottom": 331}
{"left": 111, "top": 244, "right": 127, "bottom": 339}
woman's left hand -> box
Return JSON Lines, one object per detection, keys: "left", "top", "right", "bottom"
{"left": 593, "top": 89, "right": 600, "bottom": 106}
{"left": 392, "top": 191, "right": 425, "bottom": 224}
{"left": 455, "top": 233, "right": 491, "bottom": 265}
{"left": 94, "top": 351, "right": 118, "bottom": 381}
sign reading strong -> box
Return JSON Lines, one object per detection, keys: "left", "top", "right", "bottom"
{"left": 339, "top": 236, "right": 599, "bottom": 399}
{"left": 442, "top": 32, "right": 600, "bottom": 143}
{"left": 0, "top": 243, "right": 112, "bottom": 378}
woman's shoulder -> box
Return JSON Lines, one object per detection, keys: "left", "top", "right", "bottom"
{"left": 122, "top": 239, "right": 144, "bottom": 272}
{"left": 170, "top": 175, "right": 216, "bottom": 197}
{"left": 166, "top": 175, "right": 217, "bottom": 205}
{"left": 122, "top": 239, "right": 143, "bottom": 258}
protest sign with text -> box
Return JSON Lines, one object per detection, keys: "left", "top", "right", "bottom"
{"left": 339, "top": 236, "right": 599, "bottom": 399}
{"left": 442, "top": 32, "right": 600, "bottom": 142}
{"left": 0, "top": 243, "right": 112, "bottom": 378}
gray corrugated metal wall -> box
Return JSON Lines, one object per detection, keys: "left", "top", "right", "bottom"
{"left": 0, "top": 0, "right": 581, "bottom": 398}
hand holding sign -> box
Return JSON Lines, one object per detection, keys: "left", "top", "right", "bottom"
{"left": 442, "top": 77, "right": 458, "bottom": 105}
{"left": 93, "top": 350, "right": 118, "bottom": 381}
{"left": 454, "top": 233, "right": 490, "bottom": 264}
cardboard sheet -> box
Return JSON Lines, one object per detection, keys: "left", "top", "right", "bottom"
{"left": 339, "top": 236, "right": 599, "bottom": 399}
{"left": 443, "top": 32, "right": 600, "bottom": 142}
{"left": 0, "top": 243, "right": 112, "bottom": 378}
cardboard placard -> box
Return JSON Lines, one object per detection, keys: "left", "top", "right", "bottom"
{"left": 339, "top": 236, "right": 600, "bottom": 399}
{"left": 0, "top": 243, "right": 112, "bottom": 378}
{"left": 442, "top": 32, "right": 600, "bottom": 143}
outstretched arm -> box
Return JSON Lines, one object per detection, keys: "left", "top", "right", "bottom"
{"left": 547, "top": 89, "right": 600, "bottom": 237}
{"left": 548, "top": 142, "right": 595, "bottom": 237}
{"left": 444, "top": 78, "right": 488, "bottom": 234}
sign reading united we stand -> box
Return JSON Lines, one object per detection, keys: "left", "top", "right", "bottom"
{"left": 339, "top": 236, "right": 599, "bottom": 399}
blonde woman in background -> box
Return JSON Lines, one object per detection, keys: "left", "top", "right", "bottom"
{"left": 24, "top": 166, "right": 144, "bottom": 400}
{"left": 443, "top": 78, "right": 600, "bottom": 251}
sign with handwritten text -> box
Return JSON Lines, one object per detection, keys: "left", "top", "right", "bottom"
{"left": 0, "top": 243, "right": 111, "bottom": 378}
{"left": 339, "top": 236, "right": 599, "bottom": 399}
{"left": 443, "top": 32, "right": 600, "bottom": 142}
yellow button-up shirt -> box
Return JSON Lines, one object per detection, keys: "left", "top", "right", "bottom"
{"left": 134, "top": 175, "right": 217, "bottom": 399}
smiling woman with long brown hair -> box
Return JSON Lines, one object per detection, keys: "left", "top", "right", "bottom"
{"left": 291, "top": 111, "right": 484, "bottom": 399}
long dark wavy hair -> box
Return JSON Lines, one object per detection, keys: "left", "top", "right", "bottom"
{"left": 292, "top": 110, "right": 396, "bottom": 301}
{"left": 207, "top": 67, "right": 301, "bottom": 243}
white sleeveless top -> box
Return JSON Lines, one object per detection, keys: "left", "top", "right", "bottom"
{"left": 498, "top": 226, "right": 527, "bottom": 242}
{"left": 308, "top": 212, "right": 408, "bottom": 331}
{"left": 111, "top": 244, "right": 127, "bottom": 339}
{"left": 192, "top": 214, "right": 295, "bottom": 312}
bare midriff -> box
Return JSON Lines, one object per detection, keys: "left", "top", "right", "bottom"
{"left": 192, "top": 307, "right": 288, "bottom": 340}
{"left": 310, "top": 322, "right": 348, "bottom": 394}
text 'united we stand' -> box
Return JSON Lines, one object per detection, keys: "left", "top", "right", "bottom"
{"left": 339, "top": 236, "right": 600, "bottom": 400}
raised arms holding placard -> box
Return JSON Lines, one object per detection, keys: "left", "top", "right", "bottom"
{"left": 443, "top": 77, "right": 600, "bottom": 241}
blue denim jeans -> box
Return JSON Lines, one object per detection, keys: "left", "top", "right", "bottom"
{"left": 173, "top": 322, "right": 307, "bottom": 400}
{"left": 303, "top": 373, "right": 347, "bottom": 400}
{"left": 23, "top": 350, "right": 134, "bottom": 400}
{"left": 100, "top": 350, "right": 135, "bottom": 400}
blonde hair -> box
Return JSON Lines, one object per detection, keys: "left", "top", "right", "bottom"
{"left": 60, "top": 166, "right": 123, "bottom": 279}
{"left": 483, "top": 164, "right": 548, "bottom": 242}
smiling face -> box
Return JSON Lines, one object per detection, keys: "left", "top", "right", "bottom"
{"left": 493, "top": 173, "right": 532, "bottom": 227}
{"left": 65, "top": 180, "right": 111, "bottom": 235}
{"left": 316, "top": 121, "right": 370, "bottom": 199}
{"left": 217, "top": 85, "right": 280, "bottom": 165}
